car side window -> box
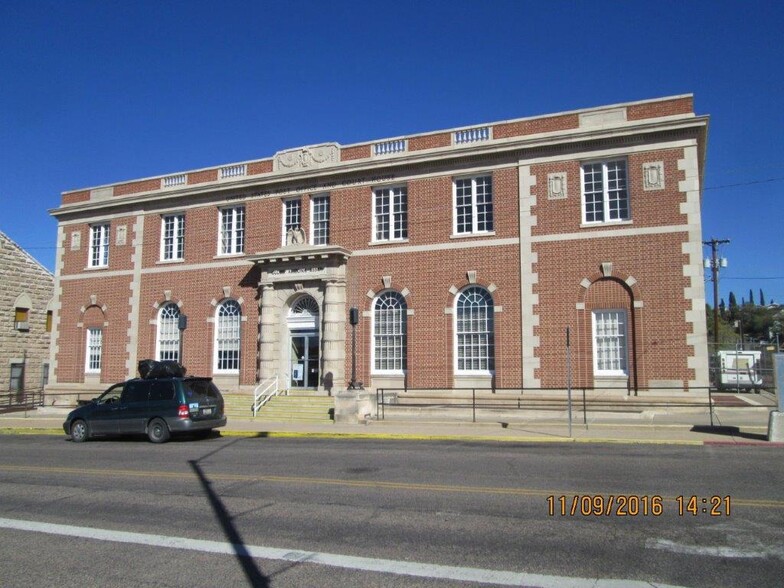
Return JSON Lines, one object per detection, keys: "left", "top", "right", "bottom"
{"left": 97, "top": 384, "right": 123, "bottom": 405}
{"left": 149, "top": 381, "right": 176, "bottom": 402}
{"left": 121, "top": 381, "right": 149, "bottom": 404}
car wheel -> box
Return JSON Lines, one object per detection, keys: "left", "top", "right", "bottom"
{"left": 70, "top": 420, "right": 89, "bottom": 443}
{"left": 147, "top": 418, "right": 170, "bottom": 443}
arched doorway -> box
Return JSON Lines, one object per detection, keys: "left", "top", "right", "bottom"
{"left": 287, "top": 295, "right": 320, "bottom": 389}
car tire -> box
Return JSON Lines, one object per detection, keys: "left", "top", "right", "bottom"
{"left": 70, "top": 419, "right": 89, "bottom": 443}
{"left": 147, "top": 418, "right": 170, "bottom": 443}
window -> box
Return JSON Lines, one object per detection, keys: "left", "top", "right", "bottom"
{"left": 373, "top": 186, "right": 408, "bottom": 242}
{"left": 161, "top": 214, "right": 185, "bottom": 260}
{"left": 284, "top": 198, "right": 301, "bottom": 236}
{"left": 455, "top": 287, "right": 495, "bottom": 373}
{"left": 454, "top": 175, "right": 493, "bottom": 235}
{"left": 215, "top": 300, "right": 241, "bottom": 372}
{"left": 46, "top": 311, "right": 53, "bottom": 333}
{"left": 89, "top": 224, "right": 110, "bottom": 267}
{"left": 311, "top": 195, "right": 330, "bottom": 245}
{"left": 14, "top": 308, "right": 29, "bottom": 331}
{"left": 157, "top": 303, "right": 180, "bottom": 362}
{"left": 582, "top": 160, "right": 629, "bottom": 224}
{"left": 9, "top": 363, "right": 24, "bottom": 393}
{"left": 85, "top": 328, "right": 102, "bottom": 373}
{"left": 41, "top": 363, "right": 49, "bottom": 388}
{"left": 373, "top": 292, "right": 407, "bottom": 373}
{"left": 219, "top": 206, "right": 245, "bottom": 255}
{"left": 592, "top": 310, "right": 628, "bottom": 375}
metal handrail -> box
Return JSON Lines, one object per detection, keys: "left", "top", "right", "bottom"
{"left": 252, "top": 376, "right": 279, "bottom": 416}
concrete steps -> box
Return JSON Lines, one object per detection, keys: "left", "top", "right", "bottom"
{"left": 257, "top": 394, "right": 334, "bottom": 423}
{"left": 222, "top": 393, "right": 255, "bottom": 418}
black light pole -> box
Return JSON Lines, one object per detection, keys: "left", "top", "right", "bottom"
{"left": 178, "top": 313, "right": 188, "bottom": 365}
{"left": 348, "top": 307, "right": 362, "bottom": 389}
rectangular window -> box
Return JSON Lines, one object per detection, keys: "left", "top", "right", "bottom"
{"left": 283, "top": 198, "right": 302, "bottom": 244}
{"left": 311, "top": 195, "right": 330, "bottom": 245}
{"left": 219, "top": 206, "right": 245, "bottom": 255}
{"left": 592, "top": 310, "right": 628, "bottom": 375}
{"left": 15, "top": 308, "right": 29, "bottom": 331}
{"left": 161, "top": 214, "right": 185, "bottom": 260}
{"left": 582, "top": 160, "right": 629, "bottom": 224}
{"left": 454, "top": 175, "right": 493, "bottom": 235}
{"left": 373, "top": 186, "right": 408, "bottom": 242}
{"left": 42, "top": 363, "right": 50, "bottom": 388}
{"left": 46, "top": 311, "right": 53, "bottom": 333}
{"left": 9, "top": 363, "right": 24, "bottom": 393}
{"left": 85, "top": 328, "right": 102, "bottom": 374}
{"left": 89, "top": 224, "right": 110, "bottom": 267}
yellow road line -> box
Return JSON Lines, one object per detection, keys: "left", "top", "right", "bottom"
{"left": 1, "top": 464, "right": 783, "bottom": 509}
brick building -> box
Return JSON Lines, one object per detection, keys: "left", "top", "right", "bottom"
{"left": 0, "top": 231, "right": 54, "bottom": 395}
{"left": 47, "top": 95, "right": 709, "bottom": 400}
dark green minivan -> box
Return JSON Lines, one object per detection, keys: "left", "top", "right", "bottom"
{"left": 63, "top": 377, "right": 227, "bottom": 443}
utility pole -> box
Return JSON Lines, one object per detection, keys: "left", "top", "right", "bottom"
{"left": 703, "top": 238, "right": 730, "bottom": 354}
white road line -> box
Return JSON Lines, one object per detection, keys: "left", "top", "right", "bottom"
{"left": 0, "top": 516, "right": 689, "bottom": 588}
{"left": 646, "top": 538, "right": 784, "bottom": 560}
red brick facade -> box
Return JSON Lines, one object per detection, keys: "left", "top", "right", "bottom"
{"left": 50, "top": 95, "right": 709, "bottom": 396}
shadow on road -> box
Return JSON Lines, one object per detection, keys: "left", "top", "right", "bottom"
{"left": 189, "top": 437, "right": 270, "bottom": 587}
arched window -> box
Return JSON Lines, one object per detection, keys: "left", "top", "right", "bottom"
{"left": 157, "top": 303, "right": 180, "bottom": 362}
{"left": 373, "top": 292, "right": 407, "bottom": 373}
{"left": 455, "top": 287, "right": 495, "bottom": 373}
{"left": 215, "top": 300, "right": 241, "bottom": 372}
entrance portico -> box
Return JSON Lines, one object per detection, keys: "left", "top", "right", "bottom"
{"left": 248, "top": 244, "right": 350, "bottom": 394}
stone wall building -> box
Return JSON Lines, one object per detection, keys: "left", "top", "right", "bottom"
{"left": 0, "top": 231, "right": 54, "bottom": 395}
{"left": 47, "top": 95, "right": 709, "bottom": 399}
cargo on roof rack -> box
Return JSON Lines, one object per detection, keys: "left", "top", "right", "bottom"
{"left": 138, "top": 359, "right": 187, "bottom": 379}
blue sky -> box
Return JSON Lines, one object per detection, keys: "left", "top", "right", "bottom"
{"left": 1, "top": 0, "right": 782, "bottom": 306}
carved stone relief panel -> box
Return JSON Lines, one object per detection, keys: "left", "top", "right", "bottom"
{"left": 547, "top": 172, "right": 568, "bottom": 200}
{"left": 643, "top": 162, "right": 665, "bottom": 191}
{"left": 274, "top": 143, "right": 340, "bottom": 173}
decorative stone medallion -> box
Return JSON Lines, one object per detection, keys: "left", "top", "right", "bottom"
{"left": 547, "top": 172, "right": 568, "bottom": 200}
{"left": 274, "top": 143, "right": 340, "bottom": 173}
{"left": 643, "top": 162, "right": 665, "bottom": 191}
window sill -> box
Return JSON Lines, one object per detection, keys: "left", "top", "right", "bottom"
{"left": 83, "top": 265, "right": 109, "bottom": 271}
{"left": 580, "top": 220, "right": 632, "bottom": 229}
{"left": 367, "top": 239, "right": 409, "bottom": 247}
{"left": 450, "top": 231, "right": 496, "bottom": 240}
{"left": 156, "top": 258, "right": 184, "bottom": 265}
{"left": 213, "top": 253, "right": 246, "bottom": 260}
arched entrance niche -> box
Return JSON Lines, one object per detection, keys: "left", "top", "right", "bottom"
{"left": 579, "top": 275, "right": 639, "bottom": 392}
{"left": 286, "top": 294, "right": 321, "bottom": 389}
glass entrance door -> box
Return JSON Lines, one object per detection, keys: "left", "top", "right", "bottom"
{"left": 290, "top": 332, "right": 319, "bottom": 389}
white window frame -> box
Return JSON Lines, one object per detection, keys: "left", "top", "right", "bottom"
{"left": 454, "top": 286, "right": 495, "bottom": 375}
{"left": 372, "top": 186, "right": 408, "bottom": 242}
{"left": 85, "top": 328, "right": 102, "bottom": 374}
{"left": 453, "top": 175, "right": 493, "bottom": 236}
{"left": 88, "top": 224, "right": 110, "bottom": 268}
{"left": 581, "top": 159, "right": 630, "bottom": 225}
{"left": 214, "top": 300, "right": 241, "bottom": 373}
{"left": 372, "top": 291, "right": 407, "bottom": 374}
{"left": 160, "top": 213, "right": 185, "bottom": 261}
{"left": 310, "top": 195, "right": 330, "bottom": 246}
{"left": 156, "top": 303, "right": 180, "bottom": 362}
{"left": 592, "top": 309, "right": 629, "bottom": 376}
{"left": 218, "top": 206, "right": 245, "bottom": 255}
{"left": 281, "top": 198, "right": 302, "bottom": 245}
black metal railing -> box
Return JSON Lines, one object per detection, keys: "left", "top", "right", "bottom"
{"left": 375, "top": 386, "right": 776, "bottom": 425}
{"left": 0, "top": 388, "right": 45, "bottom": 414}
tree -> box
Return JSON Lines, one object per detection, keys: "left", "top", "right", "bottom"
{"left": 728, "top": 292, "right": 739, "bottom": 321}
{"left": 749, "top": 289, "right": 755, "bottom": 306}
{"left": 760, "top": 289, "right": 766, "bottom": 306}
{"left": 719, "top": 298, "right": 726, "bottom": 318}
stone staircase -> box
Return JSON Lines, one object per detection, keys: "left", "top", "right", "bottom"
{"left": 222, "top": 392, "right": 334, "bottom": 423}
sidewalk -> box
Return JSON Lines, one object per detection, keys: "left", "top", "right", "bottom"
{"left": 0, "top": 406, "right": 780, "bottom": 446}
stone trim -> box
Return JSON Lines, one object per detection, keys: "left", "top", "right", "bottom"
{"left": 518, "top": 164, "right": 540, "bottom": 387}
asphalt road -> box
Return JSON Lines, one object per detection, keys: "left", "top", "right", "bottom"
{"left": 0, "top": 434, "right": 782, "bottom": 587}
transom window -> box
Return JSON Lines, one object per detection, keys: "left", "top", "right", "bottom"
{"left": 454, "top": 175, "right": 493, "bottom": 235}
{"left": 157, "top": 303, "right": 180, "bottom": 362}
{"left": 592, "top": 310, "right": 628, "bottom": 375}
{"left": 161, "top": 214, "right": 185, "bottom": 261}
{"left": 89, "top": 224, "right": 110, "bottom": 268}
{"left": 215, "top": 300, "right": 241, "bottom": 373}
{"left": 311, "top": 195, "right": 330, "bottom": 245}
{"left": 373, "top": 186, "right": 408, "bottom": 242}
{"left": 373, "top": 292, "right": 407, "bottom": 373}
{"left": 455, "top": 286, "right": 495, "bottom": 373}
{"left": 219, "top": 206, "right": 245, "bottom": 255}
{"left": 85, "top": 328, "right": 102, "bottom": 373}
{"left": 582, "top": 160, "right": 629, "bottom": 224}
